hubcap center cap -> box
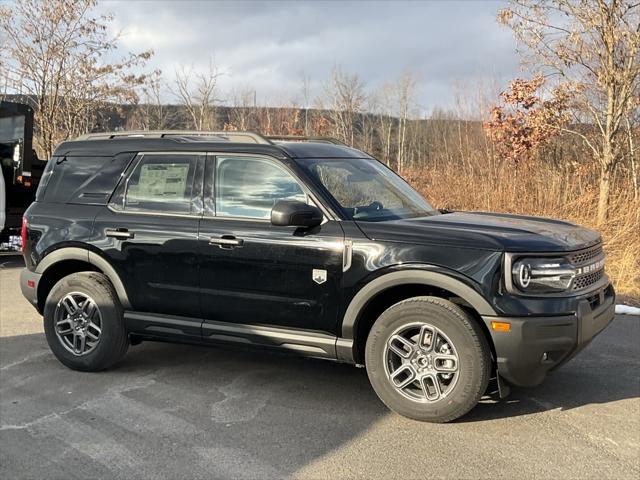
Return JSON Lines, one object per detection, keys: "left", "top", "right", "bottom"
{"left": 417, "top": 355, "right": 430, "bottom": 368}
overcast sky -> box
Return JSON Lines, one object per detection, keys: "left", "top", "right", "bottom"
{"left": 99, "top": 0, "right": 520, "bottom": 112}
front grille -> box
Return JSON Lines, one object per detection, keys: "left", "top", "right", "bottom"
{"left": 572, "top": 269, "right": 604, "bottom": 291}
{"left": 569, "top": 245, "right": 603, "bottom": 265}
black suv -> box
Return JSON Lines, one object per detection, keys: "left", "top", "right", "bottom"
{"left": 20, "top": 131, "right": 615, "bottom": 422}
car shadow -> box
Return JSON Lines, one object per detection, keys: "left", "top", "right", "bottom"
{"left": 1, "top": 320, "right": 638, "bottom": 478}
{"left": 3, "top": 319, "right": 637, "bottom": 425}
{"left": 126, "top": 328, "right": 640, "bottom": 424}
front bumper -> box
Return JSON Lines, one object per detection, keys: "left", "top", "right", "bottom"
{"left": 20, "top": 268, "right": 42, "bottom": 311}
{"left": 482, "top": 284, "right": 616, "bottom": 387}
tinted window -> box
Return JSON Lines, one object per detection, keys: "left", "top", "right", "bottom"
{"left": 215, "top": 156, "right": 306, "bottom": 219}
{"left": 40, "top": 156, "right": 113, "bottom": 203}
{"left": 123, "top": 154, "right": 199, "bottom": 214}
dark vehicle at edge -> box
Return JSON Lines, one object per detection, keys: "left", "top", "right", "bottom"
{"left": 19, "top": 131, "right": 615, "bottom": 423}
{"left": 1, "top": 100, "right": 45, "bottom": 245}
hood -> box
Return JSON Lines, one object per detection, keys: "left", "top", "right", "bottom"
{"left": 356, "top": 211, "right": 601, "bottom": 252}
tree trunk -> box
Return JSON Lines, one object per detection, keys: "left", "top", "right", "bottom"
{"left": 597, "top": 162, "right": 612, "bottom": 225}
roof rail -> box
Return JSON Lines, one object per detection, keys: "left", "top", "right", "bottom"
{"left": 266, "top": 135, "right": 347, "bottom": 146}
{"left": 74, "top": 130, "right": 272, "bottom": 145}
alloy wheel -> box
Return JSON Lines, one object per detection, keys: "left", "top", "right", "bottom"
{"left": 383, "top": 322, "right": 460, "bottom": 402}
{"left": 54, "top": 292, "right": 103, "bottom": 356}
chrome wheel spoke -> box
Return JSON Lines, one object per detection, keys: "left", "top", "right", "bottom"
{"left": 420, "top": 373, "right": 442, "bottom": 401}
{"left": 418, "top": 324, "right": 436, "bottom": 352}
{"left": 56, "top": 318, "right": 73, "bottom": 335}
{"left": 81, "top": 299, "right": 96, "bottom": 320}
{"left": 61, "top": 296, "right": 79, "bottom": 315}
{"left": 388, "top": 334, "right": 415, "bottom": 359}
{"left": 87, "top": 321, "right": 101, "bottom": 335}
{"left": 86, "top": 325, "right": 100, "bottom": 341}
{"left": 73, "top": 332, "right": 86, "bottom": 354}
{"left": 433, "top": 354, "right": 458, "bottom": 373}
{"left": 390, "top": 364, "right": 417, "bottom": 389}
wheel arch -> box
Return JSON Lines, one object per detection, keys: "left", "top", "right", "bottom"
{"left": 35, "top": 247, "right": 131, "bottom": 311}
{"left": 339, "top": 270, "right": 498, "bottom": 364}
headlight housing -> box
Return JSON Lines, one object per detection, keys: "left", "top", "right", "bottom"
{"left": 511, "top": 257, "right": 577, "bottom": 293}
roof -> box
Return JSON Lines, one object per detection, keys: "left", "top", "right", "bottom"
{"left": 272, "top": 141, "right": 370, "bottom": 159}
{"left": 53, "top": 131, "right": 372, "bottom": 160}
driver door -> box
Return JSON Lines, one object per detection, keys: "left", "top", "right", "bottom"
{"left": 198, "top": 154, "right": 345, "bottom": 335}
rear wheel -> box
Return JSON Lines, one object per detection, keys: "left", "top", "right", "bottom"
{"left": 365, "top": 296, "right": 491, "bottom": 423}
{"left": 43, "top": 272, "right": 129, "bottom": 371}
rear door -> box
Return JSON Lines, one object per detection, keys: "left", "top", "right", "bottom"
{"left": 198, "top": 154, "right": 345, "bottom": 335}
{"left": 92, "top": 152, "right": 204, "bottom": 335}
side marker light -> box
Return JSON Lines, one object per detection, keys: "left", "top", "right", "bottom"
{"left": 491, "top": 321, "right": 511, "bottom": 332}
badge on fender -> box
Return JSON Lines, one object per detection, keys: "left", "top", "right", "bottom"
{"left": 312, "top": 269, "right": 327, "bottom": 284}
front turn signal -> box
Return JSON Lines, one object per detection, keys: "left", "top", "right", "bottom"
{"left": 491, "top": 321, "right": 511, "bottom": 332}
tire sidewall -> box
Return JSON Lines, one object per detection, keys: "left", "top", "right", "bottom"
{"left": 44, "top": 272, "right": 125, "bottom": 371}
{"left": 365, "top": 297, "right": 489, "bottom": 422}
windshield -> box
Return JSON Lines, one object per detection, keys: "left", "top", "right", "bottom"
{"left": 298, "top": 158, "right": 437, "bottom": 221}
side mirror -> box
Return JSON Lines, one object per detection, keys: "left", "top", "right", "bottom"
{"left": 271, "top": 200, "right": 323, "bottom": 228}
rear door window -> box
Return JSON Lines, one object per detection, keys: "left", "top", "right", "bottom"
{"left": 115, "top": 153, "right": 201, "bottom": 214}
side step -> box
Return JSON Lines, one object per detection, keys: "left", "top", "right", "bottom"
{"left": 201, "top": 321, "right": 337, "bottom": 359}
{"left": 124, "top": 311, "right": 354, "bottom": 362}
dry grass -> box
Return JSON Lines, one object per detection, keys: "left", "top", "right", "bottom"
{"left": 404, "top": 163, "right": 640, "bottom": 303}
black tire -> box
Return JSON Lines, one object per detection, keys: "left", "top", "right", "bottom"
{"left": 43, "top": 272, "right": 129, "bottom": 371}
{"left": 365, "top": 296, "right": 491, "bottom": 423}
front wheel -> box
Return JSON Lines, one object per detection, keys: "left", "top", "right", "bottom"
{"left": 365, "top": 296, "right": 491, "bottom": 423}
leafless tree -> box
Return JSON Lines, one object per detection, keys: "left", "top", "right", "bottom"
{"left": 322, "top": 66, "right": 366, "bottom": 146}
{"left": 499, "top": 0, "right": 640, "bottom": 223}
{"left": 0, "top": 0, "right": 152, "bottom": 158}
{"left": 228, "top": 86, "right": 256, "bottom": 131}
{"left": 371, "top": 82, "right": 395, "bottom": 166}
{"left": 300, "top": 71, "right": 312, "bottom": 135}
{"left": 395, "top": 71, "right": 418, "bottom": 173}
{"left": 128, "top": 71, "right": 175, "bottom": 130}
{"left": 171, "top": 59, "right": 221, "bottom": 131}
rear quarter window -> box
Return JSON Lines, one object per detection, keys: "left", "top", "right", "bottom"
{"left": 39, "top": 154, "right": 134, "bottom": 205}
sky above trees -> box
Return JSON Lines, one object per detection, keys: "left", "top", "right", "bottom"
{"left": 98, "top": 0, "right": 518, "bottom": 110}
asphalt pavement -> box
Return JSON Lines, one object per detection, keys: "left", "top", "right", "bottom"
{"left": 1, "top": 255, "right": 639, "bottom": 479}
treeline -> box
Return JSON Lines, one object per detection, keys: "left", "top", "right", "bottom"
{"left": 1, "top": 0, "right": 638, "bottom": 296}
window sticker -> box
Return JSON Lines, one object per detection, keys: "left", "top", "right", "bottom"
{"left": 130, "top": 163, "right": 189, "bottom": 201}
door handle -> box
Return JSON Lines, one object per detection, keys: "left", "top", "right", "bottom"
{"left": 209, "top": 235, "right": 244, "bottom": 249}
{"left": 106, "top": 228, "right": 134, "bottom": 240}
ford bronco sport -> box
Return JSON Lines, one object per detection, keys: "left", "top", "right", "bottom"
{"left": 20, "top": 131, "right": 615, "bottom": 422}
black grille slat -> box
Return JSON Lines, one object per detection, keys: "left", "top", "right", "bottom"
{"left": 572, "top": 269, "right": 604, "bottom": 290}
{"left": 567, "top": 244, "right": 606, "bottom": 292}
{"left": 569, "top": 245, "right": 603, "bottom": 265}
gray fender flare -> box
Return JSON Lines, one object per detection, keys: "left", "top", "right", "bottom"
{"left": 341, "top": 270, "right": 497, "bottom": 340}
{"left": 35, "top": 247, "right": 131, "bottom": 309}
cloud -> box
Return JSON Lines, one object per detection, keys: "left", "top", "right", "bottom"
{"left": 99, "top": 0, "right": 518, "bottom": 111}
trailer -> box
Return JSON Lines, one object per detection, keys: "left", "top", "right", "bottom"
{"left": 1, "top": 100, "right": 45, "bottom": 249}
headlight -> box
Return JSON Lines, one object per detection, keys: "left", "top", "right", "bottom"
{"left": 511, "top": 257, "right": 577, "bottom": 293}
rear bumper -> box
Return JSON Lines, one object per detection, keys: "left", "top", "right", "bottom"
{"left": 483, "top": 284, "right": 616, "bottom": 387}
{"left": 20, "top": 268, "right": 41, "bottom": 311}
